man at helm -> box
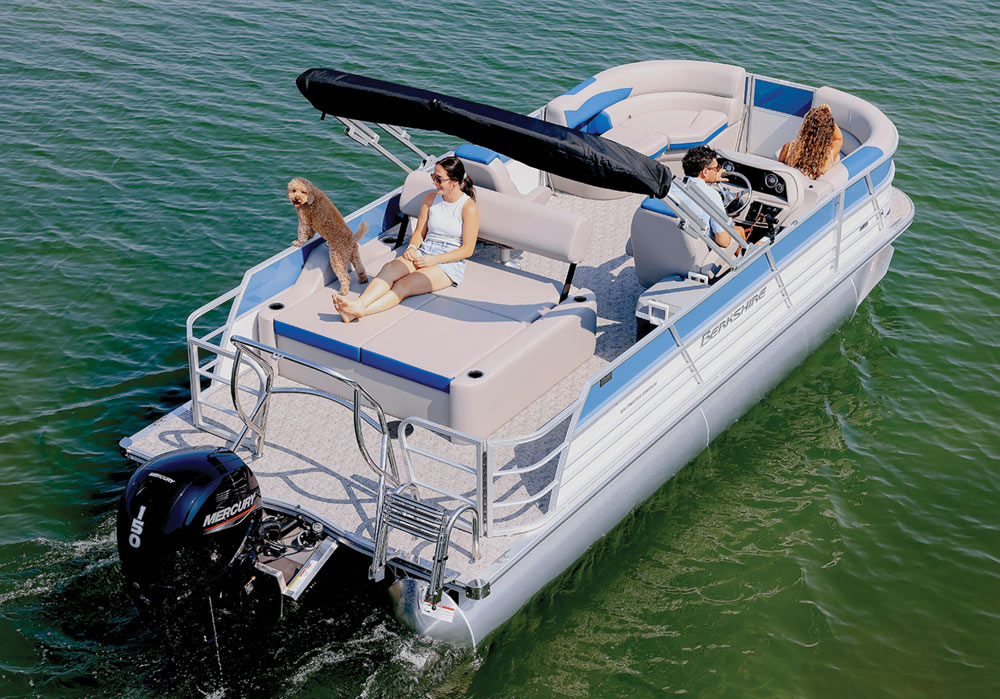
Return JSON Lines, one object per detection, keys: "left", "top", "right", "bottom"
{"left": 680, "top": 145, "right": 748, "bottom": 250}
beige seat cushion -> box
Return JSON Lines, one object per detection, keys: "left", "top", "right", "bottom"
{"left": 604, "top": 109, "right": 727, "bottom": 156}
{"left": 601, "top": 121, "right": 670, "bottom": 156}
{"left": 273, "top": 282, "right": 434, "bottom": 362}
{"left": 436, "top": 259, "right": 562, "bottom": 323}
{"left": 362, "top": 297, "right": 526, "bottom": 392}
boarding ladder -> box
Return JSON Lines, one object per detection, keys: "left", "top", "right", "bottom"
{"left": 369, "top": 483, "right": 480, "bottom": 604}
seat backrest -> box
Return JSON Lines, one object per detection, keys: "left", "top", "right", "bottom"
{"left": 630, "top": 196, "right": 732, "bottom": 288}
{"left": 546, "top": 60, "right": 747, "bottom": 130}
{"left": 399, "top": 170, "right": 592, "bottom": 264}
{"left": 631, "top": 199, "right": 705, "bottom": 288}
{"left": 454, "top": 144, "right": 522, "bottom": 197}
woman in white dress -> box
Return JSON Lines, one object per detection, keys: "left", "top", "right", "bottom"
{"left": 334, "top": 156, "right": 480, "bottom": 322}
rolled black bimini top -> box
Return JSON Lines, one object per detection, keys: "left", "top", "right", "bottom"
{"left": 296, "top": 68, "right": 672, "bottom": 198}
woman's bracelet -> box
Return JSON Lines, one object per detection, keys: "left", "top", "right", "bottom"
{"left": 406, "top": 244, "right": 417, "bottom": 250}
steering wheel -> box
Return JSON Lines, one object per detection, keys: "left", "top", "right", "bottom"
{"left": 718, "top": 171, "right": 753, "bottom": 217}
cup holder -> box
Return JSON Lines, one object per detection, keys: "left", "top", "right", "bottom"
{"left": 268, "top": 302, "right": 285, "bottom": 311}
{"left": 573, "top": 295, "right": 587, "bottom": 303}
{"left": 467, "top": 370, "right": 483, "bottom": 379}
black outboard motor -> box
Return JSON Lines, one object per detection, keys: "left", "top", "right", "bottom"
{"left": 118, "top": 446, "right": 339, "bottom": 676}
{"left": 117, "top": 447, "right": 262, "bottom": 609}
{"left": 117, "top": 446, "right": 274, "bottom": 679}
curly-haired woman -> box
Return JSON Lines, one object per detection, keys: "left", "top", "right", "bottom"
{"left": 778, "top": 104, "right": 844, "bottom": 179}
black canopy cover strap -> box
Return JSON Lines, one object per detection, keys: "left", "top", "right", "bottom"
{"left": 296, "top": 68, "right": 672, "bottom": 199}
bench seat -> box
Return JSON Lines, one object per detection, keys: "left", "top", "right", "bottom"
{"left": 545, "top": 60, "right": 746, "bottom": 200}
{"left": 603, "top": 109, "right": 728, "bottom": 157}
{"left": 256, "top": 177, "right": 598, "bottom": 438}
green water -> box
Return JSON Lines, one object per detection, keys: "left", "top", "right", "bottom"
{"left": 1, "top": 0, "right": 998, "bottom": 696}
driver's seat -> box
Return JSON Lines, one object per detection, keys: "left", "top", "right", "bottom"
{"left": 629, "top": 195, "right": 736, "bottom": 288}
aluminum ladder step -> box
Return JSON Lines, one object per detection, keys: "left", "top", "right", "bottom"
{"left": 369, "top": 484, "right": 480, "bottom": 604}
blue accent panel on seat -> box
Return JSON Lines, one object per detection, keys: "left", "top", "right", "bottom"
{"left": 666, "top": 122, "right": 728, "bottom": 151}
{"left": 456, "top": 143, "right": 509, "bottom": 164}
{"left": 381, "top": 193, "right": 402, "bottom": 230}
{"left": 563, "top": 88, "right": 632, "bottom": 129}
{"left": 844, "top": 178, "right": 870, "bottom": 212}
{"left": 770, "top": 200, "right": 838, "bottom": 265}
{"left": 236, "top": 239, "right": 322, "bottom": 317}
{"left": 235, "top": 200, "right": 390, "bottom": 317}
{"left": 870, "top": 159, "right": 893, "bottom": 189}
{"left": 842, "top": 146, "right": 884, "bottom": 179}
{"left": 585, "top": 110, "right": 614, "bottom": 135}
{"left": 361, "top": 349, "right": 452, "bottom": 392}
{"left": 640, "top": 197, "right": 678, "bottom": 218}
{"left": 753, "top": 80, "right": 814, "bottom": 117}
{"left": 274, "top": 320, "right": 360, "bottom": 362}
{"left": 351, "top": 201, "right": 392, "bottom": 242}
{"left": 579, "top": 328, "right": 679, "bottom": 423}
{"left": 563, "top": 76, "right": 596, "bottom": 96}
{"left": 673, "top": 256, "right": 771, "bottom": 341}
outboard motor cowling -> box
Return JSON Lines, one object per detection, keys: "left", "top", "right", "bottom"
{"left": 117, "top": 447, "right": 262, "bottom": 607}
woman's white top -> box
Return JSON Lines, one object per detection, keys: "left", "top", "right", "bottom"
{"left": 424, "top": 193, "right": 468, "bottom": 247}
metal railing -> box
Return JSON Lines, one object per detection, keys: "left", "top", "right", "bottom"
{"left": 397, "top": 417, "right": 485, "bottom": 530}
{"left": 392, "top": 396, "right": 586, "bottom": 539}
{"left": 227, "top": 336, "right": 400, "bottom": 487}
{"left": 482, "top": 400, "right": 584, "bottom": 536}
{"left": 186, "top": 287, "right": 251, "bottom": 444}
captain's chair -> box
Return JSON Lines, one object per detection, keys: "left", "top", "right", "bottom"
{"left": 629, "top": 197, "right": 736, "bottom": 288}
{"left": 455, "top": 144, "right": 550, "bottom": 204}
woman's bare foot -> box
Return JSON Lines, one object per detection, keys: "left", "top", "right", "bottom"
{"left": 335, "top": 295, "right": 364, "bottom": 323}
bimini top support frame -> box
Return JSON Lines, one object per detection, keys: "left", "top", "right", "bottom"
{"left": 298, "top": 68, "right": 746, "bottom": 269}
{"left": 334, "top": 116, "right": 434, "bottom": 173}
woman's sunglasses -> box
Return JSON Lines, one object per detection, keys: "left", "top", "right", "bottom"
{"left": 430, "top": 174, "right": 453, "bottom": 184}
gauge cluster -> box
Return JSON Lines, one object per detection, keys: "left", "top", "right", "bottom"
{"left": 718, "top": 157, "right": 787, "bottom": 201}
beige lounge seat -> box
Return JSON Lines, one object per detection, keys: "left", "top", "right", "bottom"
{"left": 544, "top": 60, "right": 747, "bottom": 200}
{"left": 810, "top": 86, "right": 898, "bottom": 193}
{"left": 256, "top": 171, "right": 597, "bottom": 438}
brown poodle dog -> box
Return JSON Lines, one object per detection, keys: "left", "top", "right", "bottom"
{"left": 287, "top": 177, "right": 369, "bottom": 295}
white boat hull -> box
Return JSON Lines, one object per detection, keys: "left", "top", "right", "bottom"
{"left": 393, "top": 240, "right": 896, "bottom": 645}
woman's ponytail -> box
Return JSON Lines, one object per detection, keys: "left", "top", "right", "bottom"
{"left": 460, "top": 174, "right": 476, "bottom": 200}
{"left": 437, "top": 155, "right": 476, "bottom": 200}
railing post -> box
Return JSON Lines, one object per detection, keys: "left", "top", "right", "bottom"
{"left": 669, "top": 325, "right": 703, "bottom": 384}
{"left": 480, "top": 446, "right": 490, "bottom": 537}
{"left": 188, "top": 339, "right": 203, "bottom": 428}
{"left": 868, "top": 173, "right": 889, "bottom": 236}
{"left": 832, "top": 189, "right": 846, "bottom": 274}
{"left": 765, "top": 249, "right": 794, "bottom": 309}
